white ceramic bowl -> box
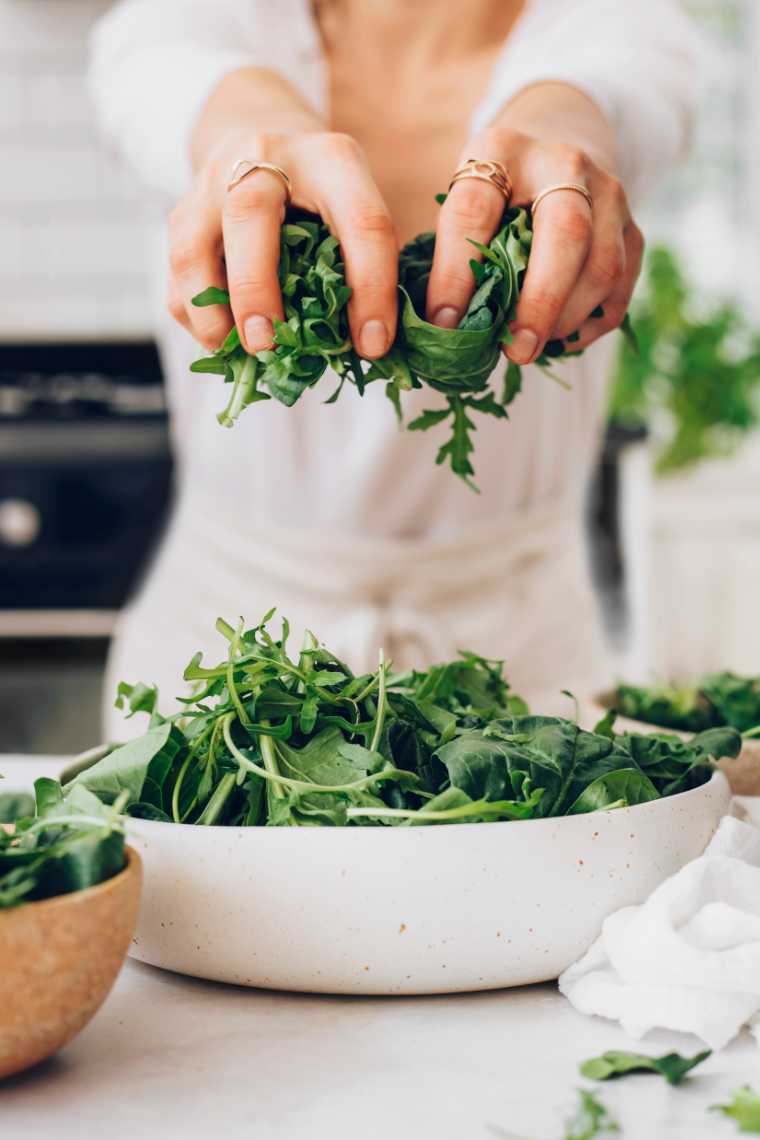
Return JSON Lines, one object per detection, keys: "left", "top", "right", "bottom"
{"left": 126, "top": 773, "right": 730, "bottom": 995}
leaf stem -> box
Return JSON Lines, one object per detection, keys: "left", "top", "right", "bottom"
{"left": 369, "top": 649, "right": 387, "bottom": 754}
{"left": 196, "top": 772, "right": 236, "bottom": 826}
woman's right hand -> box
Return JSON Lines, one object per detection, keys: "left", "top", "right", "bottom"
{"left": 167, "top": 130, "right": 399, "bottom": 359}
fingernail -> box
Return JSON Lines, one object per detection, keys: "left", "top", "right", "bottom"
{"left": 507, "top": 328, "right": 539, "bottom": 364}
{"left": 432, "top": 306, "right": 460, "bottom": 329}
{"left": 243, "top": 315, "right": 274, "bottom": 352}
{"left": 359, "top": 318, "right": 389, "bottom": 358}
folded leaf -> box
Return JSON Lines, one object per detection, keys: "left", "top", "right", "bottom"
{"left": 580, "top": 1048, "right": 711, "bottom": 1085}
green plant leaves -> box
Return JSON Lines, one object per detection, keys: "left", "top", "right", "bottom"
{"left": 0, "top": 777, "right": 126, "bottom": 909}
{"left": 564, "top": 1090, "right": 619, "bottom": 1140}
{"left": 566, "top": 769, "right": 659, "bottom": 814}
{"left": 71, "top": 721, "right": 186, "bottom": 813}
{"left": 580, "top": 1048, "right": 711, "bottom": 1085}
{"left": 0, "top": 790, "right": 34, "bottom": 823}
{"left": 611, "top": 246, "right": 760, "bottom": 475}
{"left": 616, "top": 672, "right": 760, "bottom": 736}
{"left": 64, "top": 609, "right": 732, "bottom": 830}
{"left": 188, "top": 203, "right": 600, "bottom": 488}
{"left": 711, "top": 1087, "right": 760, "bottom": 1133}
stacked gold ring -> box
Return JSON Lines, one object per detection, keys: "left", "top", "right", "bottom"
{"left": 227, "top": 159, "right": 293, "bottom": 205}
{"left": 531, "top": 182, "right": 593, "bottom": 214}
{"left": 448, "top": 158, "right": 513, "bottom": 202}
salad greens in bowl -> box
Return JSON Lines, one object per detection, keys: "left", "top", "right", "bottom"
{"left": 0, "top": 781, "right": 140, "bottom": 1079}
{"left": 47, "top": 609, "right": 736, "bottom": 994}
{"left": 63, "top": 610, "right": 740, "bottom": 829}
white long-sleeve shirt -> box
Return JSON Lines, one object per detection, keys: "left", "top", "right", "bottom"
{"left": 88, "top": 0, "right": 698, "bottom": 733}
{"left": 90, "top": 0, "right": 697, "bottom": 202}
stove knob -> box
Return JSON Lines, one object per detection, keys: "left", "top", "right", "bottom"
{"left": 0, "top": 498, "right": 41, "bottom": 547}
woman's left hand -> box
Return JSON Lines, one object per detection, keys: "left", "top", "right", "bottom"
{"left": 425, "top": 125, "right": 644, "bottom": 365}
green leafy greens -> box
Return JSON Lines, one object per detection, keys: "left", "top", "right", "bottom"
{"left": 615, "top": 672, "right": 760, "bottom": 735}
{"left": 563, "top": 1091, "right": 619, "bottom": 1140}
{"left": 580, "top": 1048, "right": 711, "bottom": 1086}
{"left": 0, "top": 778, "right": 126, "bottom": 909}
{"left": 190, "top": 204, "right": 634, "bottom": 489}
{"left": 711, "top": 1087, "right": 760, "bottom": 1134}
{"left": 63, "top": 611, "right": 739, "bottom": 829}
{"left": 611, "top": 246, "right": 760, "bottom": 475}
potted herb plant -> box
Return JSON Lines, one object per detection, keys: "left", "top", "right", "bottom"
{"left": 608, "top": 246, "right": 760, "bottom": 680}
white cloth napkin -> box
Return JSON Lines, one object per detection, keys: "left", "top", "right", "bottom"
{"left": 559, "top": 814, "right": 760, "bottom": 1051}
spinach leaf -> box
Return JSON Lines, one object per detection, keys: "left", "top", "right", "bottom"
{"left": 711, "top": 1087, "right": 760, "bottom": 1133}
{"left": 71, "top": 721, "right": 186, "bottom": 813}
{"left": 567, "top": 769, "right": 659, "bottom": 814}
{"left": 0, "top": 778, "right": 126, "bottom": 909}
{"left": 580, "top": 1048, "right": 711, "bottom": 1086}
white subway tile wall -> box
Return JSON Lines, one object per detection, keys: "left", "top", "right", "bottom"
{"left": 0, "top": 1, "right": 155, "bottom": 341}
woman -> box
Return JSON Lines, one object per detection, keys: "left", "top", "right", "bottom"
{"left": 90, "top": 0, "right": 696, "bottom": 735}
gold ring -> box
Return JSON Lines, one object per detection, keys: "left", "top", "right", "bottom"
{"left": 227, "top": 159, "right": 292, "bottom": 205}
{"left": 448, "top": 158, "right": 512, "bottom": 202}
{"left": 531, "top": 183, "right": 592, "bottom": 214}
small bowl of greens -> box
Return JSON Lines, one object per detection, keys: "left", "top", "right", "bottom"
{"left": 0, "top": 780, "right": 141, "bottom": 1080}
{"left": 587, "top": 674, "right": 760, "bottom": 796}
{"left": 60, "top": 611, "right": 737, "bottom": 994}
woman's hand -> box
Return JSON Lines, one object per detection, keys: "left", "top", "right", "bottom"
{"left": 167, "top": 128, "right": 399, "bottom": 359}
{"left": 426, "top": 123, "right": 643, "bottom": 365}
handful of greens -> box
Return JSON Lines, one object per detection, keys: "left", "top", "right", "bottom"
{"left": 190, "top": 204, "right": 622, "bottom": 488}
{"left": 0, "top": 778, "right": 126, "bottom": 909}
{"left": 64, "top": 610, "right": 739, "bottom": 828}
{"left": 615, "top": 672, "right": 760, "bottom": 735}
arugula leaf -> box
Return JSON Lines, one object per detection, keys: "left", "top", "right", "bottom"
{"left": 189, "top": 203, "right": 624, "bottom": 488}
{"left": 711, "top": 1087, "right": 760, "bottom": 1133}
{"left": 580, "top": 1048, "right": 711, "bottom": 1086}
{"left": 564, "top": 1091, "right": 619, "bottom": 1140}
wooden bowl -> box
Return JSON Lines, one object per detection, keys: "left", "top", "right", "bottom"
{"left": 0, "top": 846, "right": 142, "bottom": 1080}
{"left": 583, "top": 691, "right": 760, "bottom": 796}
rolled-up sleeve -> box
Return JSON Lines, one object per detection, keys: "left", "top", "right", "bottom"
{"left": 88, "top": 0, "right": 322, "bottom": 199}
{"left": 473, "top": 0, "right": 699, "bottom": 202}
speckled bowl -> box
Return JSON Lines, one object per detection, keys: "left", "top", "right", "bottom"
{"left": 126, "top": 776, "right": 730, "bottom": 995}
{"left": 0, "top": 846, "right": 142, "bottom": 1080}
{"left": 584, "top": 691, "right": 760, "bottom": 796}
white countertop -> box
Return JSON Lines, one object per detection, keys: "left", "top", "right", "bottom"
{"left": 1, "top": 755, "right": 757, "bottom": 1139}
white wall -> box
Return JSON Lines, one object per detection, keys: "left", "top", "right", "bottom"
{"left": 0, "top": 0, "right": 155, "bottom": 342}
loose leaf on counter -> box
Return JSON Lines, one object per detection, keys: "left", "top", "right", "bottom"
{"left": 711, "top": 1087, "right": 760, "bottom": 1133}
{"left": 189, "top": 203, "right": 629, "bottom": 488}
{"left": 63, "top": 609, "right": 735, "bottom": 829}
{"left": 490, "top": 1089, "right": 618, "bottom": 1140}
{"left": 564, "top": 1090, "right": 619, "bottom": 1140}
{"left": 580, "top": 1048, "right": 711, "bottom": 1085}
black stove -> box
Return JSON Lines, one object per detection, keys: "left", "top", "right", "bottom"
{"left": 0, "top": 342, "right": 173, "bottom": 613}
